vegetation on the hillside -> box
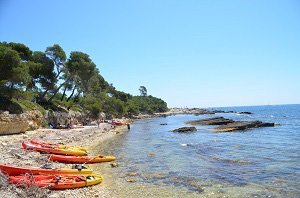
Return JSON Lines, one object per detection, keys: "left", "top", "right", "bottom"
{"left": 0, "top": 42, "right": 168, "bottom": 118}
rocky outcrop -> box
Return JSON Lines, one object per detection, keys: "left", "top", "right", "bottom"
{"left": 171, "top": 127, "right": 197, "bottom": 133}
{"left": 25, "top": 110, "right": 44, "bottom": 130}
{"left": 214, "top": 121, "right": 275, "bottom": 132}
{"left": 46, "top": 110, "right": 85, "bottom": 128}
{"left": 186, "top": 117, "right": 234, "bottom": 125}
{"left": 0, "top": 110, "right": 45, "bottom": 135}
{"left": 237, "top": 111, "right": 252, "bottom": 115}
{"left": 0, "top": 111, "right": 29, "bottom": 135}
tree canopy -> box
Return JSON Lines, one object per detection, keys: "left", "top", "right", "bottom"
{"left": 0, "top": 42, "right": 168, "bottom": 118}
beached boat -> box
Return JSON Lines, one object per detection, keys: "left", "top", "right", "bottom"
{"left": 9, "top": 174, "right": 103, "bottom": 189}
{"left": 0, "top": 164, "right": 93, "bottom": 176}
{"left": 22, "top": 141, "right": 87, "bottom": 156}
{"left": 49, "top": 154, "right": 116, "bottom": 164}
{"left": 30, "top": 140, "right": 87, "bottom": 152}
{"left": 112, "top": 120, "right": 127, "bottom": 126}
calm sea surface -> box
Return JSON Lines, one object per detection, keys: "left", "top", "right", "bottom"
{"left": 97, "top": 105, "right": 300, "bottom": 197}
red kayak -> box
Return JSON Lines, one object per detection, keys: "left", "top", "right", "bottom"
{"left": 9, "top": 174, "right": 103, "bottom": 189}
{"left": 49, "top": 154, "right": 116, "bottom": 164}
{"left": 0, "top": 164, "right": 93, "bottom": 176}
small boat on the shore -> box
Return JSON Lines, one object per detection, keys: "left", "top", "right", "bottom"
{"left": 49, "top": 154, "right": 116, "bottom": 164}
{"left": 112, "top": 120, "right": 127, "bottom": 126}
{"left": 0, "top": 164, "right": 93, "bottom": 176}
{"left": 9, "top": 174, "right": 103, "bottom": 189}
{"left": 22, "top": 141, "right": 87, "bottom": 156}
{"left": 30, "top": 140, "right": 87, "bottom": 152}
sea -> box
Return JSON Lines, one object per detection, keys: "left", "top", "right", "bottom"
{"left": 95, "top": 104, "right": 300, "bottom": 197}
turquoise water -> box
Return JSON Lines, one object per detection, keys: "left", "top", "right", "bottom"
{"left": 99, "top": 105, "right": 300, "bottom": 197}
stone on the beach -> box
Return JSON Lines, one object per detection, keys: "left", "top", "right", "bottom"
{"left": 126, "top": 178, "right": 137, "bottom": 182}
{"left": 171, "top": 127, "right": 197, "bottom": 133}
{"left": 110, "top": 163, "right": 118, "bottom": 168}
{"left": 214, "top": 121, "right": 275, "bottom": 132}
{"left": 126, "top": 172, "right": 140, "bottom": 177}
{"left": 186, "top": 117, "right": 234, "bottom": 126}
{"left": 148, "top": 152, "right": 156, "bottom": 157}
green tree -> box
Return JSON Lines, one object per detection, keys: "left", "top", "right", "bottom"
{"left": 29, "top": 51, "right": 56, "bottom": 93}
{"left": 0, "top": 43, "right": 30, "bottom": 98}
{"left": 139, "top": 86, "right": 147, "bottom": 96}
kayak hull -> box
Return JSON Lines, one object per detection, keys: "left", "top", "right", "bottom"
{"left": 0, "top": 164, "right": 93, "bottom": 176}
{"left": 49, "top": 154, "right": 116, "bottom": 164}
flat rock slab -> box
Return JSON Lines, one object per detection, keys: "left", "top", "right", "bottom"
{"left": 171, "top": 127, "right": 197, "bottom": 133}
{"left": 186, "top": 117, "right": 234, "bottom": 126}
{"left": 214, "top": 121, "right": 275, "bottom": 132}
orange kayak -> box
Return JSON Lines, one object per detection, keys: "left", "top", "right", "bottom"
{"left": 9, "top": 174, "right": 103, "bottom": 189}
{"left": 112, "top": 120, "right": 126, "bottom": 126}
{"left": 0, "top": 164, "right": 93, "bottom": 176}
{"left": 22, "top": 141, "right": 87, "bottom": 156}
{"left": 49, "top": 154, "right": 116, "bottom": 164}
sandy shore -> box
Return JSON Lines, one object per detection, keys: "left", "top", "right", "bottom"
{"left": 0, "top": 123, "right": 128, "bottom": 198}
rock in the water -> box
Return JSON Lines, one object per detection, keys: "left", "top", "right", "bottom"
{"left": 186, "top": 117, "right": 234, "bottom": 126}
{"left": 237, "top": 111, "right": 253, "bottom": 115}
{"left": 171, "top": 127, "right": 197, "bottom": 133}
{"left": 214, "top": 121, "right": 275, "bottom": 132}
{"left": 160, "top": 123, "right": 167, "bottom": 125}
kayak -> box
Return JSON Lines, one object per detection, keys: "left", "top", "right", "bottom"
{"left": 9, "top": 174, "right": 103, "bottom": 189}
{"left": 22, "top": 141, "right": 87, "bottom": 156}
{"left": 112, "top": 120, "right": 126, "bottom": 126}
{"left": 0, "top": 164, "right": 93, "bottom": 176}
{"left": 49, "top": 154, "right": 116, "bottom": 164}
{"left": 29, "top": 140, "right": 87, "bottom": 152}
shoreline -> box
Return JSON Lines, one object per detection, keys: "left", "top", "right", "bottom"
{"left": 0, "top": 123, "right": 128, "bottom": 198}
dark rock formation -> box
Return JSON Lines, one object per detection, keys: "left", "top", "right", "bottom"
{"left": 214, "top": 121, "right": 275, "bottom": 132}
{"left": 160, "top": 123, "right": 168, "bottom": 125}
{"left": 186, "top": 117, "right": 234, "bottom": 125}
{"left": 171, "top": 127, "right": 197, "bottom": 133}
{"left": 237, "top": 111, "right": 252, "bottom": 115}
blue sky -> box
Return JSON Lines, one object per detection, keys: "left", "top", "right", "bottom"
{"left": 0, "top": 0, "right": 299, "bottom": 107}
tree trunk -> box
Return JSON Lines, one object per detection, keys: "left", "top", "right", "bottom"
{"left": 47, "top": 83, "right": 65, "bottom": 102}
{"left": 61, "top": 86, "right": 67, "bottom": 101}
{"left": 73, "top": 91, "right": 81, "bottom": 102}
{"left": 66, "top": 85, "right": 77, "bottom": 102}
{"left": 48, "top": 77, "right": 71, "bottom": 102}
{"left": 41, "top": 89, "right": 49, "bottom": 99}
{"left": 9, "top": 82, "right": 14, "bottom": 99}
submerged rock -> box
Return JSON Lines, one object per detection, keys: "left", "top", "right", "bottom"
{"left": 171, "top": 127, "right": 197, "bottom": 133}
{"left": 186, "top": 117, "right": 234, "bottom": 126}
{"left": 214, "top": 121, "right": 275, "bottom": 132}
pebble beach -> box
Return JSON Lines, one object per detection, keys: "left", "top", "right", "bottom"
{"left": 0, "top": 123, "right": 127, "bottom": 198}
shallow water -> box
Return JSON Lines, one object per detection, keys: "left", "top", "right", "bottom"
{"left": 96, "top": 104, "right": 300, "bottom": 197}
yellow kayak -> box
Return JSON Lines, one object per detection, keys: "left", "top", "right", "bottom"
{"left": 30, "top": 140, "right": 87, "bottom": 152}
{"left": 22, "top": 141, "right": 87, "bottom": 156}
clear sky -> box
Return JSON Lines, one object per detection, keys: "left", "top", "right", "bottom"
{"left": 0, "top": 0, "right": 299, "bottom": 107}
